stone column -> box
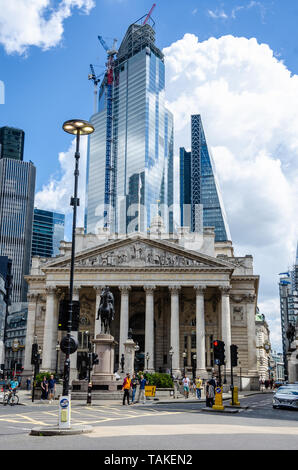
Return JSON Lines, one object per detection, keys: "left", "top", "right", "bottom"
{"left": 70, "top": 286, "right": 80, "bottom": 382}
{"left": 144, "top": 285, "right": 156, "bottom": 372}
{"left": 169, "top": 286, "right": 181, "bottom": 377}
{"left": 23, "top": 293, "right": 40, "bottom": 375}
{"left": 118, "top": 286, "right": 131, "bottom": 369}
{"left": 41, "top": 287, "right": 58, "bottom": 371}
{"left": 246, "top": 293, "right": 258, "bottom": 374}
{"left": 94, "top": 286, "right": 106, "bottom": 337}
{"left": 194, "top": 285, "right": 208, "bottom": 378}
{"left": 220, "top": 286, "right": 232, "bottom": 369}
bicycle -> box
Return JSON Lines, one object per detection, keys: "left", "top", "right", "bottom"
{"left": 3, "top": 389, "right": 19, "bottom": 406}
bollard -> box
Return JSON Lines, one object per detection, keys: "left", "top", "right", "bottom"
{"left": 87, "top": 382, "right": 92, "bottom": 405}
{"left": 212, "top": 386, "right": 225, "bottom": 410}
{"left": 230, "top": 385, "right": 240, "bottom": 406}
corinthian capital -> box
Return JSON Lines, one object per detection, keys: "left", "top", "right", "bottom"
{"left": 194, "top": 285, "right": 207, "bottom": 295}
{"left": 219, "top": 285, "right": 231, "bottom": 296}
{"left": 168, "top": 285, "right": 181, "bottom": 295}
{"left": 119, "top": 285, "right": 131, "bottom": 294}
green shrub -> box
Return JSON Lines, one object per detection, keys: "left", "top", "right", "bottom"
{"left": 35, "top": 372, "right": 59, "bottom": 386}
{"left": 144, "top": 373, "right": 174, "bottom": 389}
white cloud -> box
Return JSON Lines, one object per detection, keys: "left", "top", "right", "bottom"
{"left": 163, "top": 34, "right": 298, "bottom": 352}
{"left": 0, "top": 0, "right": 95, "bottom": 55}
{"left": 34, "top": 136, "right": 88, "bottom": 235}
{"left": 207, "top": 9, "right": 228, "bottom": 19}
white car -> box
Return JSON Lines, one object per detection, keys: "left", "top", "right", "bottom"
{"left": 273, "top": 386, "right": 298, "bottom": 409}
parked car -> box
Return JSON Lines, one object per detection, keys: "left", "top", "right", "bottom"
{"left": 273, "top": 381, "right": 285, "bottom": 389}
{"left": 273, "top": 386, "right": 298, "bottom": 409}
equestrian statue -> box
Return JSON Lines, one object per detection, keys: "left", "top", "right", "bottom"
{"left": 96, "top": 287, "right": 115, "bottom": 335}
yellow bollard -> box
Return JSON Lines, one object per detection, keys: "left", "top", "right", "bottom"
{"left": 212, "top": 386, "right": 225, "bottom": 410}
{"left": 230, "top": 386, "right": 240, "bottom": 406}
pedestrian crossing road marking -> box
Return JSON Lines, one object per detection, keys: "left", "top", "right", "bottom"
{"left": 87, "top": 423, "right": 298, "bottom": 438}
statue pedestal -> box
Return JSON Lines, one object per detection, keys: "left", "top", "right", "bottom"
{"left": 124, "top": 338, "right": 136, "bottom": 376}
{"left": 91, "top": 333, "right": 118, "bottom": 391}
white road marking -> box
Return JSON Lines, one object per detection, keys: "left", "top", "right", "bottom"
{"left": 88, "top": 423, "right": 298, "bottom": 438}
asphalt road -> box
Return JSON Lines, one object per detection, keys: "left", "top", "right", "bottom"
{"left": 0, "top": 393, "right": 297, "bottom": 451}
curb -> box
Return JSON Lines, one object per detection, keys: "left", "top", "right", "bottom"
{"left": 30, "top": 425, "right": 93, "bottom": 436}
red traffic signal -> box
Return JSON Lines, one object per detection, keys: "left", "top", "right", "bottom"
{"left": 213, "top": 340, "right": 225, "bottom": 365}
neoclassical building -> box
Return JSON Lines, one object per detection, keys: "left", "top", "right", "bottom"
{"left": 23, "top": 219, "right": 260, "bottom": 389}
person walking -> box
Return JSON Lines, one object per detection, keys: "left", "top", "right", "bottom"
{"left": 122, "top": 373, "right": 131, "bottom": 405}
{"left": 182, "top": 375, "right": 190, "bottom": 398}
{"left": 131, "top": 374, "right": 138, "bottom": 404}
{"left": 206, "top": 380, "right": 215, "bottom": 408}
{"left": 26, "top": 378, "right": 31, "bottom": 391}
{"left": 40, "top": 376, "right": 48, "bottom": 401}
{"left": 195, "top": 376, "right": 203, "bottom": 399}
{"left": 48, "top": 375, "right": 56, "bottom": 404}
{"left": 136, "top": 374, "right": 147, "bottom": 404}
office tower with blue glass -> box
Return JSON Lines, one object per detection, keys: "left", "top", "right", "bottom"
{"left": 32, "top": 209, "right": 65, "bottom": 258}
{"left": 85, "top": 18, "right": 174, "bottom": 234}
{"left": 180, "top": 115, "right": 231, "bottom": 242}
{"left": 0, "top": 155, "right": 36, "bottom": 302}
{"left": 0, "top": 126, "right": 25, "bottom": 161}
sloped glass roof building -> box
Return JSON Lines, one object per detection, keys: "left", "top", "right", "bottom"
{"left": 180, "top": 115, "right": 231, "bottom": 242}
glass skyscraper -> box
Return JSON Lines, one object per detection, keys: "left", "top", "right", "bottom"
{"left": 32, "top": 209, "right": 65, "bottom": 258}
{"left": 0, "top": 158, "right": 36, "bottom": 302}
{"left": 0, "top": 127, "right": 25, "bottom": 161}
{"left": 85, "top": 21, "right": 174, "bottom": 234}
{"left": 180, "top": 115, "right": 231, "bottom": 242}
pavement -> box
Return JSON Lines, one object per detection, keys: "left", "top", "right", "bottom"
{"left": 15, "top": 388, "right": 273, "bottom": 407}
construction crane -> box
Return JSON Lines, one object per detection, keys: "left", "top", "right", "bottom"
{"left": 88, "top": 64, "right": 104, "bottom": 114}
{"left": 143, "top": 3, "right": 156, "bottom": 25}
{"left": 98, "top": 36, "right": 118, "bottom": 230}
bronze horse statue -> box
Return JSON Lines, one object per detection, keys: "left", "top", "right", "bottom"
{"left": 96, "top": 287, "right": 115, "bottom": 335}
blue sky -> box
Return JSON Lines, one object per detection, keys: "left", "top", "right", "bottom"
{"left": 0, "top": 0, "right": 298, "bottom": 352}
{"left": 0, "top": 0, "right": 297, "bottom": 189}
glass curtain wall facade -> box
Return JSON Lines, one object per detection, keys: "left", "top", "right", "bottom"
{"left": 85, "top": 23, "right": 174, "bottom": 234}
{"left": 0, "top": 127, "right": 25, "bottom": 161}
{"left": 0, "top": 158, "right": 36, "bottom": 302}
{"left": 180, "top": 115, "right": 231, "bottom": 242}
{"left": 32, "top": 209, "right": 65, "bottom": 258}
{"left": 180, "top": 148, "right": 191, "bottom": 227}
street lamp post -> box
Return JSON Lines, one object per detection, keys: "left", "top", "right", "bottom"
{"left": 192, "top": 354, "right": 197, "bottom": 380}
{"left": 169, "top": 347, "right": 174, "bottom": 379}
{"left": 61, "top": 120, "right": 94, "bottom": 417}
{"left": 55, "top": 342, "right": 60, "bottom": 376}
{"left": 182, "top": 351, "right": 187, "bottom": 377}
{"left": 145, "top": 352, "right": 150, "bottom": 371}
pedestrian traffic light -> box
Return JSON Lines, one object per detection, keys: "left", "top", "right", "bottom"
{"left": 230, "top": 344, "right": 238, "bottom": 367}
{"left": 92, "top": 353, "right": 99, "bottom": 366}
{"left": 213, "top": 340, "right": 225, "bottom": 366}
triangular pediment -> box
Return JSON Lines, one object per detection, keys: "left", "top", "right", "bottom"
{"left": 44, "top": 236, "right": 234, "bottom": 271}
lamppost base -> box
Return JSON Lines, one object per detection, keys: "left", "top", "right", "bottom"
{"left": 30, "top": 425, "right": 93, "bottom": 436}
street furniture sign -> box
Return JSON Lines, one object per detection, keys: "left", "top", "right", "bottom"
{"left": 212, "top": 386, "right": 225, "bottom": 411}
{"left": 145, "top": 385, "right": 156, "bottom": 397}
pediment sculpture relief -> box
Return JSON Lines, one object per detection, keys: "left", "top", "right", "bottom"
{"left": 74, "top": 242, "right": 208, "bottom": 268}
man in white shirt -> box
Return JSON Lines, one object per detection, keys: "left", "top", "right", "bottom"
{"left": 182, "top": 375, "right": 190, "bottom": 398}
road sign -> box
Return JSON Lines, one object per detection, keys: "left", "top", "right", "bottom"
{"left": 145, "top": 385, "right": 156, "bottom": 397}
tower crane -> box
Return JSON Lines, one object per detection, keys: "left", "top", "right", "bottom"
{"left": 88, "top": 64, "right": 104, "bottom": 114}
{"left": 143, "top": 3, "right": 156, "bottom": 25}
{"left": 97, "top": 36, "right": 118, "bottom": 230}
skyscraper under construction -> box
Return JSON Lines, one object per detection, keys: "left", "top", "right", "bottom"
{"left": 85, "top": 12, "right": 174, "bottom": 235}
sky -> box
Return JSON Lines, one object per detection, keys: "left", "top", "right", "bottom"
{"left": 0, "top": 0, "right": 297, "bottom": 352}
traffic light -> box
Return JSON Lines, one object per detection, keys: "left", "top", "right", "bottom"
{"left": 58, "top": 301, "right": 80, "bottom": 331}
{"left": 31, "top": 343, "right": 39, "bottom": 365}
{"left": 213, "top": 340, "right": 225, "bottom": 366}
{"left": 231, "top": 344, "right": 238, "bottom": 367}
{"left": 92, "top": 353, "right": 99, "bottom": 366}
